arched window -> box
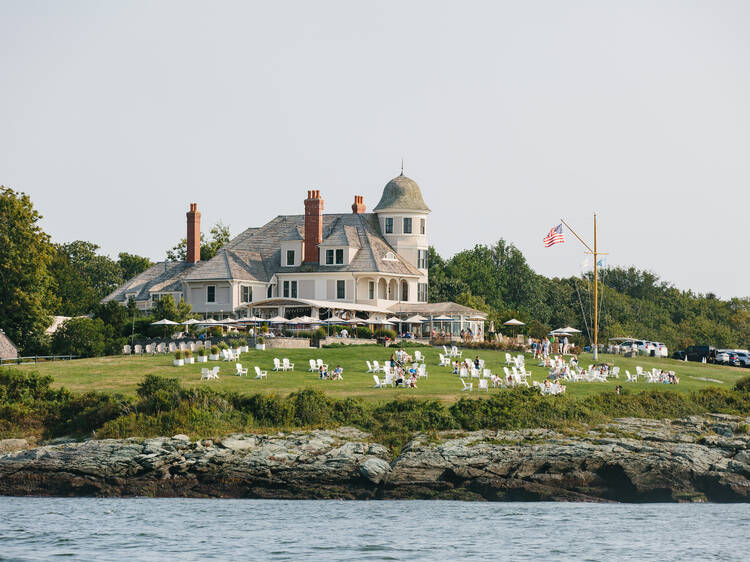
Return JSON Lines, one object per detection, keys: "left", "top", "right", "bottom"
{"left": 401, "top": 280, "right": 409, "bottom": 301}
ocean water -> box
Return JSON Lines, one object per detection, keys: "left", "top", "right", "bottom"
{"left": 1, "top": 498, "right": 748, "bottom": 561}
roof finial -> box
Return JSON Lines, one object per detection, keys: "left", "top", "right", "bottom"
{"left": 400, "top": 158, "right": 404, "bottom": 176}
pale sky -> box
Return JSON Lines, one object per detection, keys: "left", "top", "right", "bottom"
{"left": 2, "top": 1, "right": 748, "bottom": 298}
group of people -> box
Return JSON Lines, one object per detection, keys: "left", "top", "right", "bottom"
{"left": 388, "top": 349, "right": 419, "bottom": 387}
{"left": 530, "top": 335, "right": 573, "bottom": 358}
{"left": 318, "top": 364, "right": 343, "bottom": 380}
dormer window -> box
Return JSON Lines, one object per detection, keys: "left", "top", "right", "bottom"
{"left": 286, "top": 250, "right": 295, "bottom": 266}
{"left": 324, "top": 248, "right": 345, "bottom": 265}
{"left": 384, "top": 251, "right": 396, "bottom": 261}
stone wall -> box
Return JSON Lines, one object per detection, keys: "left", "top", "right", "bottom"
{"left": 265, "top": 338, "right": 311, "bottom": 349}
{"left": 320, "top": 337, "right": 377, "bottom": 347}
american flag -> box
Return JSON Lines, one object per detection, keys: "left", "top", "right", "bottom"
{"left": 544, "top": 224, "right": 565, "bottom": 247}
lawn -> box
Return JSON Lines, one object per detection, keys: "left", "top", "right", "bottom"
{"left": 9, "top": 345, "right": 748, "bottom": 403}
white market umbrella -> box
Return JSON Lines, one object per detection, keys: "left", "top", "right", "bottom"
{"left": 404, "top": 315, "right": 428, "bottom": 323}
{"left": 323, "top": 315, "right": 345, "bottom": 324}
{"left": 183, "top": 318, "right": 201, "bottom": 325}
{"left": 503, "top": 318, "right": 525, "bottom": 326}
{"left": 268, "top": 315, "right": 288, "bottom": 324}
{"left": 561, "top": 326, "right": 582, "bottom": 333}
{"left": 151, "top": 318, "right": 179, "bottom": 325}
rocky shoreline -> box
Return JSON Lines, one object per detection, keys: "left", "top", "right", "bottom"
{"left": 1, "top": 415, "right": 749, "bottom": 502}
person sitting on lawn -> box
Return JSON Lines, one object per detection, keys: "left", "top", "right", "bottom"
{"left": 408, "top": 372, "right": 418, "bottom": 388}
{"left": 394, "top": 367, "right": 405, "bottom": 387}
{"left": 318, "top": 365, "right": 328, "bottom": 379}
{"left": 331, "top": 365, "right": 343, "bottom": 380}
{"left": 452, "top": 361, "right": 460, "bottom": 374}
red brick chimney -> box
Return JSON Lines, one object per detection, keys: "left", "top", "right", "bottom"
{"left": 303, "top": 190, "right": 323, "bottom": 263}
{"left": 186, "top": 203, "right": 201, "bottom": 264}
{"left": 351, "top": 195, "right": 366, "bottom": 214}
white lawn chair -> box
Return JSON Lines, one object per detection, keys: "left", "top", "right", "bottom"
{"left": 283, "top": 358, "right": 294, "bottom": 371}
{"left": 254, "top": 366, "right": 267, "bottom": 379}
{"left": 471, "top": 368, "right": 480, "bottom": 379}
{"left": 505, "top": 353, "right": 514, "bottom": 365}
{"left": 316, "top": 359, "right": 328, "bottom": 371}
{"left": 438, "top": 354, "right": 450, "bottom": 367}
{"left": 123, "top": 345, "right": 131, "bottom": 354}
{"left": 417, "top": 364, "right": 428, "bottom": 378}
{"left": 133, "top": 344, "right": 143, "bottom": 354}
{"left": 366, "top": 361, "right": 375, "bottom": 373}
{"left": 168, "top": 342, "right": 176, "bottom": 352}
{"left": 461, "top": 379, "right": 473, "bottom": 391}
{"left": 211, "top": 366, "right": 220, "bottom": 379}
{"left": 612, "top": 366, "right": 620, "bottom": 378}
{"left": 483, "top": 369, "right": 492, "bottom": 378}
{"left": 414, "top": 350, "right": 423, "bottom": 363}
{"left": 382, "top": 364, "right": 392, "bottom": 378}
{"left": 156, "top": 343, "right": 166, "bottom": 353}
{"left": 478, "top": 379, "right": 489, "bottom": 391}
{"left": 200, "top": 368, "right": 212, "bottom": 381}
{"left": 145, "top": 344, "right": 154, "bottom": 354}
{"left": 179, "top": 342, "right": 187, "bottom": 351}
{"left": 443, "top": 345, "right": 450, "bottom": 356}
{"left": 372, "top": 360, "right": 381, "bottom": 373}
{"left": 273, "top": 358, "right": 283, "bottom": 371}
{"left": 373, "top": 375, "right": 384, "bottom": 388}
{"left": 459, "top": 367, "right": 468, "bottom": 378}
{"left": 309, "top": 359, "right": 318, "bottom": 372}
{"left": 235, "top": 363, "right": 248, "bottom": 376}
{"left": 451, "top": 346, "right": 462, "bottom": 358}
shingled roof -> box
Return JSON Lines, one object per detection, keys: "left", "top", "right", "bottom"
{"left": 373, "top": 174, "right": 430, "bottom": 213}
{"left": 102, "top": 261, "right": 194, "bottom": 302}
{"left": 183, "top": 212, "right": 420, "bottom": 282}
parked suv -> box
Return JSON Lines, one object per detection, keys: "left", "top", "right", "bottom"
{"left": 651, "top": 342, "right": 668, "bottom": 358}
{"left": 734, "top": 351, "right": 750, "bottom": 368}
{"left": 685, "top": 345, "right": 717, "bottom": 363}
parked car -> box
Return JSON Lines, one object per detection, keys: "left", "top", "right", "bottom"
{"left": 651, "top": 342, "right": 668, "bottom": 358}
{"left": 734, "top": 351, "right": 750, "bottom": 368}
{"left": 715, "top": 350, "right": 731, "bottom": 365}
{"left": 672, "top": 349, "right": 687, "bottom": 360}
{"left": 685, "top": 345, "right": 717, "bottom": 363}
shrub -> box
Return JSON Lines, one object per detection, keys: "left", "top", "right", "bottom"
{"left": 174, "top": 351, "right": 184, "bottom": 360}
{"left": 210, "top": 345, "right": 220, "bottom": 355}
{"left": 209, "top": 326, "right": 223, "bottom": 337}
{"left": 197, "top": 347, "right": 207, "bottom": 356}
{"left": 218, "top": 342, "right": 229, "bottom": 350}
{"left": 734, "top": 376, "right": 750, "bottom": 393}
{"left": 183, "top": 349, "right": 193, "bottom": 358}
{"left": 257, "top": 336, "right": 264, "bottom": 344}
{"left": 374, "top": 328, "right": 397, "bottom": 340}
{"left": 136, "top": 374, "right": 181, "bottom": 414}
{"left": 356, "top": 326, "right": 374, "bottom": 339}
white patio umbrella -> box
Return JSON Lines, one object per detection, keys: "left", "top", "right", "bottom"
{"left": 503, "top": 318, "right": 525, "bottom": 326}
{"left": 323, "top": 315, "right": 345, "bottom": 324}
{"left": 404, "top": 315, "right": 428, "bottom": 323}
{"left": 561, "top": 326, "right": 582, "bottom": 333}
{"left": 267, "top": 316, "right": 288, "bottom": 323}
{"left": 183, "top": 318, "right": 201, "bottom": 325}
{"left": 386, "top": 316, "right": 401, "bottom": 323}
{"left": 151, "top": 318, "right": 179, "bottom": 338}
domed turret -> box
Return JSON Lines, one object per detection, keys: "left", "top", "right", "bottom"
{"left": 373, "top": 174, "right": 430, "bottom": 213}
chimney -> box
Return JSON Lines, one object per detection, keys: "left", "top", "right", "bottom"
{"left": 303, "top": 190, "right": 323, "bottom": 263}
{"left": 186, "top": 203, "right": 201, "bottom": 264}
{"left": 351, "top": 195, "right": 366, "bottom": 214}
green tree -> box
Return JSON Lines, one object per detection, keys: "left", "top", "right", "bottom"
{"left": 0, "top": 186, "right": 56, "bottom": 353}
{"left": 152, "top": 294, "right": 193, "bottom": 322}
{"left": 51, "top": 317, "right": 109, "bottom": 358}
{"left": 166, "top": 222, "right": 230, "bottom": 261}
{"left": 49, "top": 241, "right": 124, "bottom": 315}
{"left": 117, "top": 252, "right": 153, "bottom": 280}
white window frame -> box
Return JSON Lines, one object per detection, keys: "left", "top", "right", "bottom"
{"left": 403, "top": 217, "right": 412, "bottom": 234}
{"left": 241, "top": 285, "right": 252, "bottom": 303}
{"left": 286, "top": 250, "right": 295, "bottom": 266}
{"left": 385, "top": 217, "right": 393, "bottom": 234}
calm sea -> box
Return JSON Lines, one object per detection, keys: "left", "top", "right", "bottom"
{"left": 0, "top": 498, "right": 748, "bottom": 561}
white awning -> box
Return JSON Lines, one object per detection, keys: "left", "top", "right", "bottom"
{"left": 242, "top": 297, "right": 392, "bottom": 314}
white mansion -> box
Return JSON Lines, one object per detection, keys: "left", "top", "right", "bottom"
{"left": 104, "top": 173, "right": 485, "bottom": 337}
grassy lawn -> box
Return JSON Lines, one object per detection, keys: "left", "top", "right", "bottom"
{"left": 8, "top": 345, "right": 748, "bottom": 403}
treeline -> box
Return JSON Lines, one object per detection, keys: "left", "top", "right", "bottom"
{"left": 2, "top": 369, "right": 749, "bottom": 446}
{"left": 428, "top": 242, "right": 750, "bottom": 351}
{"left": 0, "top": 186, "right": 229, "bottom": 355}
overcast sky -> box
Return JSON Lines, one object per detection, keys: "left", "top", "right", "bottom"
{"left": 2, "top": 1, "right": 748, "bottom": 298}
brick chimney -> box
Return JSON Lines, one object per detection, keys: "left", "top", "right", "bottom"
{"left": 351, "top": 195, "right": 366, "bottom": 214}
{"left": 303, "top": 190, "right": 323, "bottom": 263}
{"left": 186, "top": 203, "right": 201, "bottom": 264}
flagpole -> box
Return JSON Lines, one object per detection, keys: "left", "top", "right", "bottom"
{"left": 559, "top": 215, "right": 606, "bottom": 361}
{"left": 593, "top": 213, "right": 598, "bottom": 361}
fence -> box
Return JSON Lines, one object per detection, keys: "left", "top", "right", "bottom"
{"left": 0, "top": 355, "right": 79, "bottom": 366}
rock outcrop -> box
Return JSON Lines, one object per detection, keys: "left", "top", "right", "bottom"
{"left": 1, "top": 416, "right": 749, "bottom": 502}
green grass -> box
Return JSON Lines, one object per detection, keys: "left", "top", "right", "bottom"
{"left": 12, "top": 345, "right": 749, "bottom": 402}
